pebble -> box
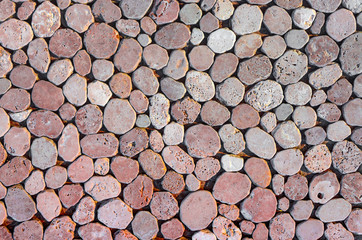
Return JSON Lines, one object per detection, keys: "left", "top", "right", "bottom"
{"left": 136, "top": 114, "right": 150, "bottom": 128}
{"left": 0, "top": 88, "right": 30, "bottom": 113}
{"left": 103, "top": 99, "right": 136, "bottom": 134}
{"left": 162, "top": 170, "right": 185, "bottom": 194}
{"left": 114, "top": 230, "right": 138, "bottom": 240}
{"left": 232, "top": 4, "right": 262, "bottom": 35}
{"left": 264, "top": 6, "right": 292, "bottom": 35}
{"left": 316, "top": 198, "right": 352, "bottom": 222}
{"left": 262, "top": 35, "right": 287, "bottom": 60}
{"left": 81, "top": 133, "right": 118, "bottom": 158}
{"left": 78, "top": 223, "right": 112, "bottom": 240}
{"left": 59, "top": 184, "right": 83, "bottom": 208}
{"left": 58, "top": 124, "right": 80, "bottom": 162}
{"left": 253, "top": 223, "right": 269, "bottom": 240}
{"left": 27, "top": 110, "right": 64, "bottom": 138}
{"left": 120, "top": 0, "right": 152, "bottom": 20}
{"left": 73, "top": 50, "right": 91, "bottom": 76}
{"left": 339, "top": 32, "right": 362, "bottom": 76}
{"left": 50, "top": 29, "right": 82, "bottom": 58}
{"left": 326, "top": 9, "right": 356, "bottom": 42}
{"left": 194, "top": 157, "right": 220, "bottom": 181}
{"left": 201, "top": 101, "right": 230, "bottom": 126}
{"left": 123, "top": 175, "right": 153, "bottom": 209}
{"left": 343, "top": 0, "right": 362, "bottom": 12}
{"left": 290, "top": 200, "right": 314, "bottom": 221}
{"left": 216, "top": 77, "right": 244, "bottom": 107}
{"left": 245, "top": 127, "right": 276, "bottom": 159}
{"left": 68, "top": 156, "right": 94, "bottom": 183}
{"left": 346, "top": 208, "right": 362, "bottom": 235}
{"left": 241, "top": 187, "right": 277, "bottom": 223}
{"left": 98, "top": 198, "right": 133, "bottom": 229}
{"left": 116, "top": 19, "right": 140, "bottom": 38}
{"left": 238, "top": 55, "right": 272, "bottom": 86}
{"left": 32, "top": 80, "right": 64, "bottom": 111}
{"left": 180, "top": 3, "right": 202, "bottom": 25}
{"left": 47, "top": 59, "right": 73, "bottom": 86}
{"left": 36, "top": 190, "right": 61, "bottom": 222}
{"left": 260, "top": 112, "right": 277, "bottom": 133}
{"left": 273, "top": 50, "right": 308, "bottom": 85}
{"left": 307, "top": 0, "right": 341, "bottom": 13}
{"left": 310, "top": 12, "right": 325, "bottom": 34}
{"left": 275, "top": 103, "right": 293, "bottom": 121}
{"left": 163, "top": 122, "right": 184, "bottom": 145}
{"left": 138, "top": 149, "right": 166, "bottom": 180}
{"left": 189, "top": 45, "right": 215, "bottom": 71}
{"left": 271, "top": 149, "right": 303, "bottom": 176}
{"left": 132, "top": 66, "right": 159, "bottom": 96}
{"left": 284, "top": 174, "right": 308, "bottom": 200}
{"left": 5, "top": 185, "right": 36, "bottom": 222}
{"left": 212, "top": 0, "right": 234, "bottom": 21}
{"left": 25, "top": 170, "right": 45, "bottom": 196}
{"left": 232, "top": 103, "right": 259, "bottom": 130}
{"left": 325, "top": 223, "right": 354, "bottom": 240}
{"left": 164, "top": 50, "right": 189, "bottom": 80}
{"left": 293, "top": 106, "right": 317, "bottom": 130}
{"left": 212, "top": 216, "right": 242, "bottom": 240}
{"left": 285, "top": 82, "right": 312, "bottom": 105}
{"left": 192, "top": 229, "right": 217, "bottom": 240}
{"left": 235, "top": 33, "right": 262, "bottom": 59}
{"left": 143, "top": 44, "right": 169, "bottom": 70}
{"left": 309, "top": 171, "right": 340, "bottom": 204}
{"left": 292, "top": 7, "right": 316, "bottom": 29}
{"left": 111, "top": 156, "right": 139, "bottom": 184}
{"left": 199, "top": 12, "right": 219, "bottom": 33}
{"left": 0, "top": 19, "right": 33, "bottom": 50}
{"left": 9, "top": 109, "right": 32, "bottom": 123}
{"left": 63, "top": 74, "right": 87, "bottom": 107}
{"left": 343, "top": 98, "right": 362, "bottom": 126}
{"left": 340, "top": 172, "right": 362, "bottom": 204}
{"left": 119, "top": 128, "right": 148, "bottom": 157}
{"left": 351, "top": 128, "right": 362, "bottom": 146}
{"left": 180, "top": 191, "right": 217, "bottom": 231}
{"left": 162, "top": 145, "right": 195, "bottom": 174}
{"left": 210, "top": 53, "right": 238, "bottom": 83}
{"left": 244, "top": 157, "right": 271, "bottom": 188}
{"left": 269, "top": 214, "right": 295, "bottom": 240}
{"left": 138, "top": 34, "right": 151, "bottom": 46}
{"left": 186, "top": 174, "right": 201, "bottom": 191}
{"left": 171, "top": 97, "right": 201, "bottom": 125}
{"left": 9, "top": 65, "right": 36, "bottom": 90}
{"left": 309, "top": 63, "right": 342, "bottom": 89}
{"left": 85, "top": 175, "right": 121, "bottom": 202}
{"left": 109, "top": 73, "right": 132, "bottom": 99}
{"left": 284, "top": 29, "right": 309, "bottom": 49}
{"left": 185, "top": 124, "right": 220, "bottom": 158}
{"left": 149, "top": 0, "right": 180, "bottom": 25}
{"left": 160, "top": 77, "right": 186, "bottom": 101}
{"left": 56, "top": 0, "right": 70, "bottom": 10}
{"left": 150, "top": 191, "right": 179, "bottom": 220}
{"left": 4, "top": 127, "right": 30, "bottom": 156}
{"left": 207, "top": 28, "right": 236, "bottom": 54}
{"left": 304, "top": 144, "right": 331, "bottom": 173}
{"left": 0, "top": 78, "right": 11, "bottom": 94}
{"left": 13, "top": 220, "right": 43, "bottom": 240}
{"left": 220, "top": 154, "right": 243, "bottom": 172}
{"left": 32, "top": 1, "right": 60, "bottom": 38}
{"left": 17, "top": 1, "right": 35, "bottom": 20}
{"left": 0, "top": 182, "right": 6, "bottom": 199}
{"left": 278, "top": 197, "right": 290, "bottom": 211}
{"left": 327, "top": 121, "right": 351, "bottom": 142}
{"left": 87, "top": 81, "right": 112, "bottom": 107}
{"left": 218, "top": 204, "right": 239, "bottom": 221}
{"left": 0, "top": 157, "right": 31, "bottom": 186}
{"left": 114, "top": 38, "right": 142, "bottom": 73}
{"left": 44, "top": 216, "right": 76, "bottom": 240}
{"left": 305, "top": 36, "right": 339, "bottom": 67}
{"left": 0, "top": 0, "right": 15, "bottom": 21}
{"left": 84, "top": 23, "right": 119, "bottom": 59}
{"left": 65, "top": 4, "right": 94, "bottom": 33}
{"left": 31, "top": 137, "right": 58, "bottom": 170}
{"left": 161, "top": 219, "right": 184, "bottom": 239}
{"left": 132, "top": 211, "right": 158, "bottom": 240}
{"left": 92, "top": 60, "right": 114, "bottom": 82}
{"left": 45, "top": 166, "right": 67, "bottom": 189}
{"left": 273, "top": 121, "right": 301, "bottom": 149}
{"left": 155, "top": 23, "right": 190, "bottom": 49}
{"left": 317, "top": 103, "right": 341, "bottom": 122}
{"left": 72, "top": 196, "right": 95, "bottom": 225}
{"left": 332, "top": 140, "right": 362, "bottom": 174}
{"left": 354, "top": 75, "right": 362, "bottom": 97}
{"left": 149, "top": 94, "right": 171, "bottom": 129}
{"left": 239, "top": 220, "right": 255, "bottom": 235}
{"left": 92, "top": 0, "right": 121, "bottom": 23}
{"left": 129, "top": 90, "right": 148, "bottom": 114}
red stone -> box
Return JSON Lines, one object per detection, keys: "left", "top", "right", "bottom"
{"left": 284, "top": 174, "right": 308, "bottom": 200}
{"left": 111, "top": 156, "right": 139, "bottom": 184}
{"left": 49, "top": 29, "right": 82, "bottom": 58}
{"left": 138, "top": 149, "right": 166, "bottom": 180}
{"left": 59, "top": 184, "right": 83, "bottom": 208}
{"left": 161, "top": 219, "right": 184, "bottom": 240}
{"left": 80, "top": 133, "right": 118, "bottom": 158}
{"left": 45, "top": 166, "right": 67, "bottom": 189}
{"left": 78, "top": 223, "right": 112, "bottom": 240}
{"left": 4, "top": 127, "right": 30, "bottom": 156}
{"left": 36, "top": 189, "right": 62, "bottom": 222}
{"left": 73, "top": 50, "right": 91, "bottom": 76}
{"left": 0, "top": 88, "right": 30, "bottom": 113}
{"left": 75, "top": 104, "right": 103, "bottom": 135}
{"left": 269, "top": 213, "right": 295, "bottom": 240}
{"left": 13, "top": 220, "right": 43, "bottom": 240}
{"left": 150, "top": 191, "right": 179, "bottom": 220}
{"left": 162, "top": 170, "right": 185, "bottom": 194}
{"left": 150, "top": 0, "right": 180, "bottom": 25}
{"left": 9, "top": 65, "right": 37, "bottom": 90}
{"left": 72, "top": 196, "right": 95, "bottom": 225}
{"left": 31, "top": 80, "right": 64, "bottom": 111}
{"left": 110, "top": 73, "right": 132, "bottom": 98}
{"left": 27, "top": 38, "right": 50, "bottom": 73}
{"left": 162, "top": 145, "right": 195, "bottom": 174}
{"left": 27, "top": 110, "right": 64, "bottom": 138}
{"left": 155, "top": 23, "right": 190, "bottom": 49}
{"left": 0, "top": 157, "right": 32, "bottom": 186}
{"left": 114, "top": 38, "right": 142, "bottom": 73}
{"left": 68, "top": 156, "right": 94, "bottom": 183}
{"left": 123, "top": 175, "right": 153, "bottom": 209}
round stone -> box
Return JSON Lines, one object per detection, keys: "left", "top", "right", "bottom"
{"left": 343, "top": 98, "right": 362, "bottom": 126}
{"left": 27, "top": 110, "right": 64, "bottom": 138}
{"left": 36, "top": 190, "right": 62, "bottom": 222}
{"left": 0, "top": 19, "right": 33, "bottom": 50}
{"left": 5, "top": 185, "right": 36, "bottom": 222}
{"left": 0, "top": 157, "right": 32, "bottom": 186}
{"left": 200, "top": 12, "right": 219, "bottom": 33}
{"left": 119, "top": 128, "right": 148, "bottom": 157}
{"left": 138, "top": 149, "right": 166, "bottom": 180}
{"left": 45, "top": 166, "right": 67, "bottom": 189}
{"left": 84, "top": 175, "right": 121, "bottom": 202}
{"left": 68, "top": 156, "right": 94, "bottom": 183}
{"left": 111, "top": 156, "right": 139, "bottom": 184}
{"left": 109, "top": 73, "right": 132, "bottom": 99}
{"left": 185, "top": 71, "right": 215, "bottom": 102}
{"left": 143, "top": 44, "right": 169, "bottom": 70}
{"left": 171, "top": 97, "right": 201, "bottom": 125}
{"left": 31, "top": 137, "right": 58, "bottom": 170}
{"left": 98, "top": 198, "right": 133, "bottom": 229}
{"left": 163, "top": 50, "right": 189, "bottom": 80}
{"left": 92, "top": 60, "right": 114, "bottom": 82}
{"left": 78, "top": 223, "right": 111, "bottom": 240}
{"left": 244, "top": 157, "right": 271, "bottom": 188}
{"left": 49, "top": 29, "right": 82, "bottom": 58}
{"left": 292, "top": 106, "right": 317, "bottom": 130}
{"left": 59, "top": 184, "right": 83, "bottom": 208}
{"left": 307, "top": 0, "right": 341, "bottom": 13}
{"left": 92, "top": 0, "right": 121, "bottom": 23}
{"left": 284, "top": 174, "right": 308, "bottom": 200}
{"left": 317, "top": 103, "right": 341, "bottom": 122}
{"left": 306, "top": 36, "right": 339, "bottom": 67}
{"left": 116, "top": 19, "right": 140, "bottom": 38}
{"left": 87, "top": 81, "right": 112, "bottom": 107}
{"left": 325, "top": 223, "right": 354, "bottom": 240}
{"left": 194, "top": 157, "right": 220, "bottom": 181}
{"left": 245, "top": 127, "right": 276, "bottom": 159}
{"left": 292, "top": 7, "right": 316, "bottom": 29}
{"left": 32, "top": 80, "right": 64, "bottom": 111}
{"left": 269, "top": 214, "right": 295, "bottom": 240}
{"left": 232, "top": 4, "right": 262, "bottom": 35}
{"left": 201, "top": 101, "right": 230, "bottom": 126}
{"left": 9, "top": 65, "right": 36, "bottom": 90}
{"left": 4, "top": 127, "right": 30, "bottom": 156}
{"left": 207, "top": 28, "right": 236, "bottom": 54}
{"left": 162, "top": 170, "right": 185, "bottom": 194}
{"left": 132, "top": 66, "right": 159, "bottom": 96}
{"left": 84, "top": 23, "right": 119, "bottom": 59}
{"left": 235, "top": 33, "right": 262, "bottom": 59}
{"left": 290, "top": 200, "right": 314, "bottom": 221}
{"left": 103, "top": 99, "right": 136, "bottom": 135}
{"left": 210, "top": 53, "right": 238, "bottom": 83}
{"left": 27, "top": 38, "right": 50, "bottom": 73}
{"left": 129, "top": 90, "right": 148, "bottom": 114}
{"left": 72, "top": 196, "right": 95, "bottom": 225}
{"left": 264, "top": 6, "right": 292, "bottom": 35}
{"left": 47, "top": 59, "right": 73, "bottom": 86}
{"left": 327, "top": 78, "right": 352, "bottom": 105}
{"left": 284, "top": 29, "right": 309, "bottom": 49}
{"left": 261, "top": 35, "right": 287, "bottom": 59}
{"left": 316, "top": 198, "right": 351, "bottom": 223}
{"left": 346, "top": 209, "right": 362, "bottom": 234}
{"left": 114, "top": 38, "right": 142, "bottom": 74}
{"left": 81, "top": 133, "right": 119, "bottom": 158}
{"left": 310, "top": 63, "right": 343, "bottom": 89}
{"left": 24, "top": 170, "right": 45, "bottom": 196}
{"left": 123, "top": 175, "right": 153, "bottom": 209}
{"left": 13, "top": 220, "right": 43, "bottom": 240}
{"left": 32, "top": 1, "right": 60, "bottom": 37}
{"left": 161, "top": 219, "right": 184, "bottom": 240}
{"left": 213, "top": 216, "right": 242, "bottom": 240}
{"left": 149, "top": 0, "right": 179, "bottom": 25}
{"left": 241, "top": 187, "right": 277, "bottom": 223}
{"left": 63, "top": 74, "right": 87, "bottom": 107}
{"left": 304, "top": 144, "right": 331, "bottom": 173}
{"left": 155, "top": 23, "right": 190, "bottom": 49}
{"left": 162, "top": 146, "right": 195, "bottom": 174}
{"left": 120, "top": 0, "right": 152, "bottom": 20}
{"left": 132, "top": 211, "right": 158, "bottom": 240}
{"left": 310, "top": 90, "right": 327, "bottom": 107}
{"left": 340, "top": 172, "right": 362, "bottom": 204}
{"left": 332, "top": 140, "right": 361, "bottom": 174}
{"left": 327, "top": 121, "right": 351, "bottom": 142}
{"left": 65, "top": 4, "right": 94, "bottom": 33}
{"left": 271, "top": 149, "right": 303, "bottom": 176}
{"left": 309, "top": 171, "right": 340, "bottom": 204}
{"left": 189, "top": 45, "right": 215, "bottom": 71}
{"left": 340, "top": 32, "right": 362, "bottom": 76}
{"left": 149, "top": 94, "right": 171, "bottom": 129}
{"left": 0, "top": 88, "right": 30, "bottom": 113}
{"left": 285, "top": 82, "right": 312, "bottom": 105}
{"left": 237, "top": 55, "right": 272, "bottom": 85}
{"left": 160, "top": 77, "right": 186, "bottom": 101}
{"left": 150, "top": 192, "right": 179, "bottom": 220}
{"left": 180, "top": 191, "right": 217, "bottom": 231}
{"left": 326, "top": 9, "right": 356, "bottom": 42}
{"left": 216, "top": 77, "right": 245, "bottom": 107}
{"left": 180, "top": 3, "right": 202, "bottom": 25}
{"left": 231, "top": 103, "right": 259, "bottom": 130}
{"left": 73, "top": 50, "right": 91, "bottom": 76}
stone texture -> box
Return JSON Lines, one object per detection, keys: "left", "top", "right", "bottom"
{"left": 59, "top": 184, "right": 83, "bottom": 209}
{"left": 316, "top": 198, "right": 352, "bottom": 222}
{"left": 132, "top": 211, "right": 158, "bottom": 240}
{"left": 104, "top": 99, "right": 136, "bottom": 134}
{"left": 309, "top": 171, "right": 340, "bottom": 204}
{"left": 210, "top": 53, "right": 238, "bottom": 83}
{"left": 111, "top": 156, "right": 139, "bottom": 184}
{"left": 326, "top": 9, "right": 356, "bottom": 42}
{"left": 306, "top": 36, "right": 339, "bottom": 67}
{"left": 155, "top": 23, "right": 190, "bottom": 49}
{"left": 5, "top": 185, "right": 36, "bottom": 222}
{"left": 245, "top": 127, "right": 276, "bottom": 159}
{"left": 36, "top": 190, "right": 62, "bottom": 222}
{"left": 284, "top": 174, "right": 308, "bottom": 200}
{"left": 264, "top": 6, "right": 292, "bottom": 35}
{"left": 94, "top": 158, "right": 109, "bottom": 176}
{"left": 32, "top": 80, "right": 64, "bottom": 111}
{"left": 164, "top": 50, "right": 189, "bottom": 80}
{"left": 114, "top": 39, "right": 142, "bottom": 74}
{"left": 340, "top": 172, "right": 362, "bottom": 204}
{"left": 269, "top": 214, "right": 295, "bottom": 240}
{"left": 232, "top": 4, "right": 262, "bottom": 35}
{"left": 85, "top": 175, "right": 121, "bottom": 202}
{"left": 332, "top": 140, "right": 361, "bottom": 174}
{"left": 80, "top": 133, "right": 118, "bottom": 158}
{"left": 212, "top": 216, "right": 242, "bottom": 240}
{"left": 98, "top": 198, "right": 133, "bottom": 229}
{"left": 143, "top": 44, "right": 169, "bottom": 70}
{"left": 304, "top": 144, "right": 331, "bottom": 173}
{"left": 238, "top": 55, "right": 272, "bottom": 86}
{"left": 72, "top": 196, "right": 95, "bottom": 225}
{"left": 31, "top": 137, "right": 58, "bottom": 170}
{"left": 4, "top": 127, "right": 30, "bottom": 156}
{"left": 290, "top": 200, "right": 314, "bottom": 221}
{"left": 139, "top": 149, "right": 166, "bottom": 180}
{"left": 0, "top": 88, "right": 30, "bottom": 113}
{"left": 150, "top": 191, "right": 179, "bottom": 220}
{"left": 339, "top": 33, "right": 362, "bottom": 76}
{"left": 207, "top": 28, "right": 236, "bottom": 54}
{"left": 244, "top": 157, "right": 271, "bottom": 188}
{"left": 0, "top": 19, "right": 33, "bottom": 50}
{"left": 119, "top": 128, "right": 148, "bottom": 157}
{"left": 123, "top": 175, "right": 153, "bottom": 209}
{"left": 162, "top": 145, "right": 195, "bottom": 174}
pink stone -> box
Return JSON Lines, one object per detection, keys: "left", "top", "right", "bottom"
{"left": 274, "top": 0, "right": 302, "bottom": 9}
{"left": 13, "top": 220, "right": 43, "bottom": 240}
{"left": 110, "top": 73, "right": 132, "bottom": 98}
{"left": 161, "top": 170, "right": 185, "bottom": 194}
{"left": 72, "top": 196, "right": 95, "bottom": 225}
{"left": 123, "top": 175, "right": 153, "bottom": 209}
{"left": 143, "top": 44, "right": 169, "bottom": 70}
{"left": 261, "top": 35, "right": 287, "bottom": 60}
{"left": 9, "top": 65, "right": 37, "bottom": 90}
{"left": 210, "top": 53, "right": 238, "bottom": 83}
{"left": 24, "top": 170, "right": 45, "bottom": 196}
{"left": 244, "top": 157, "right": 271, "bottom": 188}
{"left": 4, "top": 127, "right": 30, "bottom": 156}
{"left": 194, "top": 157, "right": 220, "bottom": 181}
{"left": 49, "top": 29, "right": 82, "bottom": 58}
{"left": 80, "top": 133, "right": 118, "bottom": 158}
{"left": 0, "top": 182, "right": 6, "bottom": 199}
{"left": 325, "top": 223, "right": 354, "bottom": 240}
{"left": 339, "top": 33, "right": 361, "bottom": 76}
{"left": 240, "top": 220, "right": 255, "bottom": 235}
{"left": 0, "top": 157, "right": 32, "bottom": 186}
{"left": 132, "top": 211, "right": 158, "bottom": 240}
{"left": 180, "top": 190, "right": 217, "bottom": 231}
{"left": 269, "top": 214, "right": 295, "bottom": 240}
{"left": 94, "top": 158, "right": 109, "bottom": 175}
{"left": 17, "top": 1, "right": 35, "bottom": 20}
{"left": 245, "top": 127, "right": 276, "bottom": 159}
{"left": 98, "top": 198, "right": 133, "bottom": 229}
{"left": 149, "top": 130, "right": 164, "bottom": 153}
{"left": 304, "top": 144, "right": 332, "bottom": 173}
{"left": 345, "top": 209, "right": 362, "bottom": 235}
{"left": 45, "top": 166, "right": 67, "bottom": 189}
{"left": 65, "top": 4, "right": 94, "bottom": 33}
{"left": 232, "top": 103, "right": 260, "bottom": 130}
{"left": 326, "top": 9, "right": 356, "bottom": 42}
{"left": 171, "top": 97, "right": 201, "bottom": 125}
{"left": 85, "top": 175, "right": 121, "bottom": 202}
{"left": 0, "top": 227, "right": 12, "bottom": 240}
{"left": 36, "top": 190, "right": 61, "bottom": 222}
{"left": 78, "top": 223, "right": 112, "bottom": 240}
{"left": 218, "top": 204, "right": 239, "bottom": 221}
{"left": 129, "top": 90, "right": 148, "bottom": 114}
{"left": 68, "top": 156, "right": 94, "bottom": 183}
{"left": 119, "top": 128, "right": 148, "bottom": 157}
{"left": 31, "top": 1, "right": 60, "bottom": 37}
{"left": 155, "top": 22, "right": 190, "bottom": 49}
{"left": 73, "top": 50, "right": 91, "bottom": 76}
{"left": 238, "top": 55, "right": 272, "bottom": 86}
{"left": 341, "top": 172, "right": 362, "bottom": 204}
{"left": 163, "top": 50, "right": 189, "bottom": 80}
{"left": 5, "top": 185, "right": 36, "bottom": 222}
{"left": 138, "top": 149, "right": 166, "bottom": 180}
{"left": 59, "top": 184, "right": 83, "bottom": 208}
{"left": 120, "top": 0, "right": 152, "bottom": 20}
{"left": 11, "top": 51, "right": 26, "bottom": 67}
{"left": 32, "top": 80, "right": 64, "bottom": 111}
{"left": 116, "top": 19, "right": 140, "bottom": 37}
{"left": 332, "top": 140, "right": 361, "bottom": 174}
{"left": 75, "top": 104, "right": 103, "bottom": 135}
{"left": 0, "top": 202, "right": 6, "bottom": 225}
{"left": 0, "top": 88, "right": 30, "bottom": 113}
{"left": 58, "top": 124, "right": 80, "bottom": 162}
{"left": 212, "top": 216, "right": 242, "bottom": 240}
{"left": 253, "top": 223, "right": 269, "bottom": 240}
{"left": 201, "top": 100, "right": 230, "bottom": 126}
{"left": 0, "top": 0, "right": 15, "bottom": 21}
{"left": 150, "top": 191, "right": 179, "bottom": 220}
{"left": 343, "top": 98, "right": 362, "bottom": 126}
{"left": 114, "top": 230, "right": 137, "bottom": 240}
{"left": 306, "top": 36, "right": 339, "bottom": 67}
{"left": 189, "top": 45, "right": 215, "bottom": 71}
{"left": 27, "top": 38, "right": 50, "bottom": 73}
{"left": 92, "top": 0, "right": 121, "bottom": 23}
{"left": 0, "top": 47, "right": 12, "bottom": 77}
{"left": 278, "top": 197, "right": 290, "bottom": 211}
{"left": 200, "top": 12, "right": 219, "bottom": 33}
{"left": 290, "top": 200, "right": 314, "bottom": 221}
{"left": 284, "top": 174, "right": 308, "bottom": 200}
{"left": 111, "top": 156, "right": 139, "bottom": 184}
{"left": 104, "top": 99, "right": 136, "bottom": 134}
{"left": 27, "top": 110, "right": 64, "bottom": 138}
{"left": 316, "top": 198, "right": 351, "bottom": 222}
{"left": 317, "top": 103, "right": 341, "bottom": 122}
{"left": 263, "top": 6, "right": 292, "bottom": 35}
{"left": 272, "top": 174, "right": 284, "bottom": 196}
{"left": 132, "top": 66, "right": 159, "bottom": 96}
{"left": 296, "top": 219, "right": 324, "bottom": 240}
{"left": 150, "top": 0, "right": 180, "bottom": 25}
{"left": 114, "top": 38, "right": 142, "bottom": 73}
{"left": 235, "top": 33, "right": 262, "bottom": 59}
{"left": 161, "top": 219, "right": 184, "bottom": 240}
{"left": 0, "top": 19, "right": 33, "bottom": 50}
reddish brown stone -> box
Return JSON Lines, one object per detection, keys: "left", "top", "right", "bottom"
{"left": 140, "top": 16, "right": 157, "bottom": 35}
{"left": 109, "top": 73, "right": 132, "bottom": 98}
{"left": 78, "top": 223, "right": 112, "bottom": 240}
{"left": 32, "top": 80, "right": 64, "bottom": 111}
{"left": 132, "top": 66, "right": 159, "bottom": 96}
{"left": 84, "top": 23, "right": 119, "bottom": 59}
{"left": 9, "top": 65, "right": 36, "bottom": 90}
{"left": 189, "top": 45, "right": 215, "bottom": 71}
{"left": 0, "top": 157, "right": 31, "bottom": 186}
{"left": 17, "top": 1, "right": 35, "bottom": 20}
{"left": 59, "top": 103, "right": 76, "bottom": 122}
{"left": 346, "top": 208, "right": 362, "bottom": 235}
{"left": 306, "top": 36, "right": 339, "bottom": 67}
{"left": 200, "top": 12, "right": 219, "bottom": 33}
{"left": 73, "top": 50, "right": 91, "bottom": 76}
{"left": 284, "top": 174, "right": 308, "bottom": 200}
{"left": 80, "top": 133, "right": 118, "bottom": 158}
{"left": 244, "top": 157, "right": 271, "bottom": 188}
{"left": 143, "top": 44, "right": 169, "bottom": 70}
{"left": 171, "top": 97, "right": 201, "bottom": 125}
{"left": 150, "top": 191, "right": 179, "bottom": 220}
{"left": 13, "top": 220, "right": 43, "bottom": 240}
{"left": 98, "top": 198, "right": 133, "bottom": 229}
{"left": 150, "top": 0, "right": 180, "bottom": 25}
{"left": 241, "top": 187, "right": 277, "bottom": 223}
{"left": 65, "top": 4, "right": 94, "bottom": 33}
{"left": 240, "top": 220, "right": 255, "bottom": 235}
{"left": 47, "top": 59, "right": 73, "bottom": 86}
{"left": 119, "top": 128, "right": 148, "bottom": 157}
{"left": 0, "top": 227, "right": 12, "bottom": 240}
{"left": 104, "top": 99, "right": 136, "bottom": 134}
{"left": 218, "top": 204, "right": 239, "bottom": 221}
{"left": 269, "top": 214, "right": 295, "bottom": 240}
{"left": 238, "top": 55, "right": 272, "bottom": 86}
{"left": 27, "top": 110, "right": 64, "bottom": 138}
{"left": 278, "top": 197, "right": 290, "bottom": 211}
{"left": 201, "top": 100, "right": 230, "bottom": 126}
{"left": 116, "top": 19, "right": 140, "bottom": 37}
{"left": 264, "top": 6, "right": 292, "bottom": 35}
{"left": 155, "top": 23, "right": 190, "bottom": 49}
{"left": 11, "top": 49, "right": 27, "bottom": 65}
{"left": 194, "top": 157, "right": 220, "bottom": 181}
{"left": 123, "top": 175, "right": 153, "bottom": 209}
{"left": 210, "top": 53, "right": 238, "bottom": 83}
{"left": 75, "top": 104, "right": 102, "bottom": 135}
{"left": 138, "top": 149, "right": 166, "bottom": 180}
{"left": 213, "top": 172, "right": 251, "bottom": 204}
{"left": 59, "top": 184, "right": 83, "bottom": 208}
{"left": 5, "top": 185, "right": 36, "bottom": 222}
{"left": 72, "top": 196, "right": 95, "bottom": 225}
{"left": 161, "top": 219, "right": 184, "bottom": 240}
{"left": 49, "top": 29, "right": 82, "bottom": 58}
{"left": 114, "top": 38, "right": 142, "bottom": 73}
{"left": 92, "top": 0, "right": 121, "bottom": 23}
{"left": 27, "top": 38, "right": 50, "bottom": 73}
{"left": 111, "top": 156, "right": 139, "bottom": 184}
{"left": 317, "top": 103, "right": 341, "bottom": 122}
{"left": 163, "top": 50, "right": 189, "bottom": 80}
{"left": 0, "top": 88, "right": 30, "bottom": 113}
{"left": 0, "top": 0, "right": 14, "bottom": 21}
{"left": 212, "top": 216, "right": 242, "bottom": 240}
{"left": 231, "top": 104, "right": 260, "bottom": 130}
{"left": 0, "top": 19, "right": 33, "bottom": 50}
{"left": 253, "top": 223, "right": 269, "bottom": 240}
{"left": 149, "top": 130, "right": 164, "bottom": 153}
{"left": 235, "top": 33, "right": 262, "bottom": 59}
{"left": 68, "top": 156, "right": 94, "bottom": 183}
{"left": 162, "top": 170, "right": 185, "bottom": 194}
